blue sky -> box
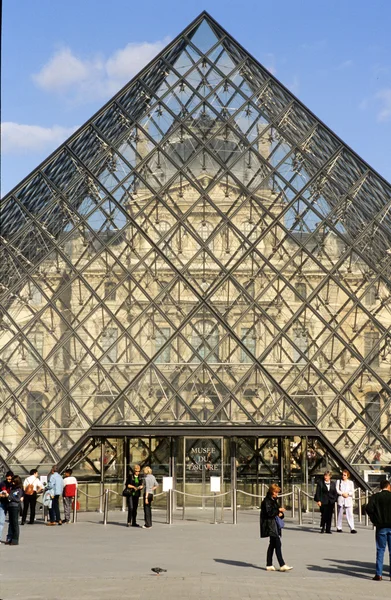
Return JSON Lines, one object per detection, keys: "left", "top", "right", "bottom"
{"left": 2, "top": 0, "right": 391, "bottom": 197}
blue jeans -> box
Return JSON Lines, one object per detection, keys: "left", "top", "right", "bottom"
{"left": 375, "top": 527, "right": 391, "bottom": 577}
{"left": 0, "top": 502, "right": 7, "bottom": 541}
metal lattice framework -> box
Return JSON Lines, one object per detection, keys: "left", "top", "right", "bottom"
{"left": 1, "top": 12, "right": 391, "bottom": 475}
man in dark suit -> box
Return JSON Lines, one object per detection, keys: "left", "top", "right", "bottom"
{"left": 314, "top": 471, "right": 338, "bottom": 534}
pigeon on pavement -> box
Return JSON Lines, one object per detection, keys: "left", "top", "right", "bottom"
{"left": 151, "top": 567, "right": 167, "bottom": 576}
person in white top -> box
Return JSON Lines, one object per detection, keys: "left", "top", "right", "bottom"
{"left": 62, "top": 469, "right": 78, "bottom": 524}
{"left": 336, "top": 469, "right": 357, "bottom": 534}
{"left": 21, "top": 469, "right": 43, "bottom": 525}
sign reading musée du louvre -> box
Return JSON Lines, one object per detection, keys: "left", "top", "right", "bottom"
{"left": 186, "top": 439, "right": 222, "bottom": 471}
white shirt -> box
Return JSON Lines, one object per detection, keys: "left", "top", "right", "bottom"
{"left": 23, "top": 474, "right": 43, "bottom": 492}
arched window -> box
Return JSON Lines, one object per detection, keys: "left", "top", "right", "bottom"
{"left": 243, "top": 221, "right": 258, "bottom": 242}
{"left": 240, "top": 327, "right": 256, "bottom": 363}
{"left": 155, "top": 326, "right": 171, "bottom": 364}
{"left": 198, "top": 221, "right": 214, "bottom": 250}
{"left": 26, "top": 391, "right": 46, "bottom": 424}
{"left": 295, "top": 391, "right": 317, "bottom": 423}
{"left": 156, "top": 220, "right": 173, "bottom": 257}
{"left": 101, "top": 327, "right": 118, "bottom": 363}
{"left": 191, "top": 320, "right": 219, "bottom": 363}
{"left": 364, "top": 393, "right": 381, "bottom": 433}
{"left": 293, "top": 328, "right": 308, "bottom": 364}
{"left": 294, "top": 282, "right": 307, "bottom": 301}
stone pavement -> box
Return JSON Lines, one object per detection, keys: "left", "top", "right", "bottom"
{"left": 0, "top": 509, "right": 389, "bottom": 600}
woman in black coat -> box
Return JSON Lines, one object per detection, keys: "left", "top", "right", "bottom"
{"left": 6, "top": 475, "right": 23, "bottom": 546}
{"left": 124, "top": 465, "right": 144, "bottom": 527}
{"left": 260, "top": 483, "right": 292, "bottom": 572}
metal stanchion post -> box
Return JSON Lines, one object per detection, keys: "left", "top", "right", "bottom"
{"left": 213, "top": 492, "right": 217, "bottom": 524}
{"left": 233, "top": 486, "right": 237, "bottom": 525}
{"left": 103, "top": 489, "right": 108, "bottom": 525}
{"left": 292, "top": 486, "right": 295, "bottom": 520}
{"left": 166, "top": 491, "right": 171, "bottom": 525}
{"left": 298, "top": 488, "right": 302, "bottom": 525}
{"left": 358, "top": 489, "right": 362, "bottom": 523}
{"left": 73, "top": 489, "right": 78, "bottom": 523}
{"left": 312, "top": 495, "right": 315, "bottom": 525}
{"left": 168, "top": 489, "right": 173, "bottom": 524}
{"left": 365, "top": 491, "right": 369, "bottom": 527}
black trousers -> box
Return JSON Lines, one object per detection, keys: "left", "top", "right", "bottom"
{"left": 320, "top": 503, "right": 334, "bottom": 532}
{"left": 127, "top": 495, "right": 140, "bottom": 525}
{"left": 143, "top": 493, "right": 153, "bottom": 528}
{"left": 8, "top": 506, "right": 20, "bottom": 544}
{"left": 49, "top": 495, "right": 61, "bottom": 523}
{"left": 22, "top": 492, "right": 37, "bottom": 524}
{"left": 267, "top": 535, "right": 284, "bottom": 567}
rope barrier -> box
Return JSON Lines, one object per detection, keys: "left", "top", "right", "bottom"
{"left": 77, "top": 489, "right": 105, "bottom": 499}
{"left": 236, "top": 489, "right": 262, "bottom": 498}
{"left": 236, "top": 489, "right": 293, "bottom": 498}
{"left": 174, "top": 489, "right": 231, "bottom": 499}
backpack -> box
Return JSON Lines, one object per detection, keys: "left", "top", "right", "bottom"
{"left": 24, "top": 482, "right": 34, "bottom": 495}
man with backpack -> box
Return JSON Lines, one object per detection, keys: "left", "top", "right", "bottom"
{"left": 21, "top": 469, "right": 43, "bottom": 525}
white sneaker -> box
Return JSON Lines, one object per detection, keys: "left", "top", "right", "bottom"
{"left": 279, "top": 565, "right": 293, "bottom": 572}
{"left": 266, "top": 566, "right": 276, "bottom": 571}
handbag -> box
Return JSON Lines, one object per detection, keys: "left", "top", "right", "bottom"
{"left": 275, "top": 515, "right": 285, "bottom": 529}
{"left": 122, "top": 487, "right": 132, "bottom": 497}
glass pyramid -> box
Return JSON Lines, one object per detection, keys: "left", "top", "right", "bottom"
{"left": 1, "top": 12, "right": 391, "bottom": 477}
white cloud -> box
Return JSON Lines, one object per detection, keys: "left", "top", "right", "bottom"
{"left": 263, "top": 53, "right": 277, "bottom": 75}
{"left": 376, "top": 89, "right": 391, "bottom": 122}
{"left": 106, "top": 39, "right": 170, "bottom": 80}
{"left": 287, "top": 75, "right": 300, "bottom": 95}
{"left": 1, "top": 122, "right": 78, "bottom": 154}
{"left": 335, "top": 59, "right": 353, "bottom": 70}
{"left": 32, "top": 48, "right": 92, "bottom": 91}
{"left": 32, "top": 37, "right": 170, "bottom": 103}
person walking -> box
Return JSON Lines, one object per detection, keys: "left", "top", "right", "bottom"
{"left": 46, "top": 465, "right": 64, "bottom": 526}
{"left": 142, "top": 466, "right": 158, "bottom": 529}
{"left": 62, "top": 469, "right": 78, "bottom": 524}
{"left": 5, "top": 475, "right": 23, "bottom": 546}
{"left": 21, "top": 469, "right": 43, "bottom": 525}
{"left": 260, "top": 483, "right": 293, "bottom": 572}
{"left": 314, "top": 471, "right": 338, "bottom": 534}
{"left": 365, "top": 479, "right": 391, "bottom": 581}
{"left": 125, "top": 465, "right": 144, "bottom": 527}
{"left": 0, "top": 471, "right": 14, "bottom": 543}
{"left": 336, "top": 470, "right": 357, "bottom": 534}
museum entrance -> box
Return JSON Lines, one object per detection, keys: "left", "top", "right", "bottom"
{"left": 62, "top": 431, "right": 350, "bottom": 519}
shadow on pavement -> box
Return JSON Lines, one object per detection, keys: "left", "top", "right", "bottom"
{"left": 214, "top": 559, "right": 263, "bottom": 570}
{"left": 307, "top": 558, "right": 375, "bottom": 579}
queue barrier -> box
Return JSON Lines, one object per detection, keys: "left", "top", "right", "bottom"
{"left": 59, "top": 484, "right": 375, "bottom": 528}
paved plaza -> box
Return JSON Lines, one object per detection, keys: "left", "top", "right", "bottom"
{"left": 0, "top": 509, "right": 388, "bottom": 600}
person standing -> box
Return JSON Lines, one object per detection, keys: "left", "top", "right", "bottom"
{"left": 314, "top": 471, "right": 338, "bottom": 534}
{"left": 336, "top": 470, "right": 357, "bottom": 534}
{"left": 125, "top": 465, "right": 144, "bottom": 527}
{"left": 142, "top": 466, "right": 158, "bottom": 529}
{"left": 62, "top": 469, "right": 78, "bottom": 524}
{"left": 46, "top": 465, "right": 64, "bottom": 526}
{"left": 260, "top": 483, "right": 293, "bottom": 572}
{"left": 21, "top": 469, "right": 43, "bottom": 525}
{"left": 5, "top": 476, "right": 23, "bottom": 546}
{"left": 365, "top": 479, "right": 391, "bottom": 581}
{"left": 0, "top": 471, "right": 14, "bottom": 543}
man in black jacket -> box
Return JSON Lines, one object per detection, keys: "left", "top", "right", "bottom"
{"left": 314, "top": 471, "right": 338, "bottom": 534}
{"left": 365, "top": 479, "right": 391, "bottom": 581}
